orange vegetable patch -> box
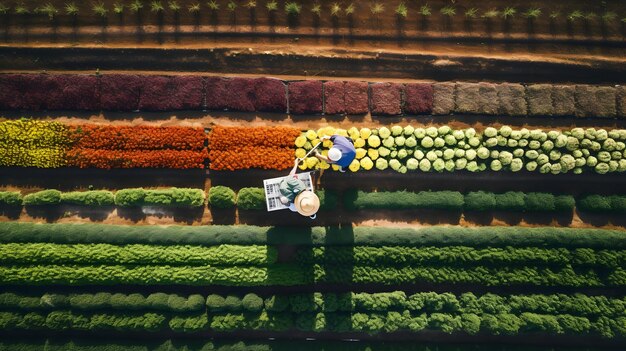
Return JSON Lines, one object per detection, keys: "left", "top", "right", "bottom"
{"left": 208, "top": 147, "right": 294, "bottom": 171}
{"left": 69, "top": 125, "right": 206, "bottom": 150}
{"left": 208, "top": 126, "right": 300, "bottom": 150}
{"left": 67, "top": 148, "right": 208, "bottom": 169}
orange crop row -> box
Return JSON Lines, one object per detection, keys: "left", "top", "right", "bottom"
{"left": 208, "top": 126, "right": 300, "bottom": 150}
{"left": 208, "top": 146, "right": 294, "bottom": 171}
{"left": 66, "top": 148, "right": 208, "bottom": 169}
{"left": 69, "top": 125, "right": 206, "bottom": 150}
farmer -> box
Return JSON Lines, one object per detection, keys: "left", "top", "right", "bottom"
{"left": 278, "top": 159, "right": 320, "bottom": 219}
{"left": 314, "top": 134, "right": 356, "bottom": 172}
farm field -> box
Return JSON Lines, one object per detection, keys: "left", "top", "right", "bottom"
{"left": 0, "top": 0, "right": 625, "bottom": 350}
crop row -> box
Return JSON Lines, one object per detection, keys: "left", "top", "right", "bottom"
{"left": 1, "top": 223, "right": 624, "bottom": 249}
{"left": 2, "top": 74, "right": 625, "bottom": 118}
{"left": 0, "top": 339, "right": 618, "bottom": 351}
{"left": 1, "top": 242, "right": 623, "bottom": 269}
{"left": 298, "top": 125, "right": 626, "bottom": 174}
{"left": 296, "top": 246, "right": 626, "bottom": 268}
{"left": 0, "top": 120, "right": 209, "bottom": 168}
{"left": 0, "top": 291, "right": 624, "bottom": 338}
{"left": 4, "top": 291, "right": 624, "bottom": 317}
{"left": 0, "top": 243, "right": 275, "bottom": 266}
{"left": 0, "top": 188, "right": 205, "bottom": 207}
{"left": 0, "top": 257, "right": 623, "bottom": 287}
{"left": 0, "top": 308, "right": 623, "bottom": 338}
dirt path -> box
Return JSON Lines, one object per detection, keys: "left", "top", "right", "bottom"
{"left": 1, "top": 45, "right": 624, "bottom": 83}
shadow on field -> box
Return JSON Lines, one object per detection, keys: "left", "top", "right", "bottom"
{"left": 24, "top": 205, "right": 64, "bottom": 223}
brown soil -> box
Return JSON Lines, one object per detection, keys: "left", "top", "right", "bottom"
{"left": 1, "top": 44, "right": 624, "bottom": 83}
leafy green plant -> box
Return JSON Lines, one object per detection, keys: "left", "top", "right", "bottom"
{"left": 583, "top": 12, "right": 596, "bottom": 21}
{"left": 113, "top": 2, "right": 125, "bottom": 14}
{"left": 0, "top": 192, "right": 22, "bottom": 207}
{"left": 207, "top": 0, "right": 219, "bottom": 11}
{"left": 483, "top": 8, "right": 499, "bottom": 18}
{"left": 464, "top": 8, "right": 477, "bottom": 19}
{"left": 395, "top": 2, "right": 407, "bottom": 18}
{"left": 601, "top": 11, "right": 616, "bottom": 22}
{"left": 150, "top": 0, "right": 164, "bottom": 12}
{"left": 502, "top": 7, "right": 516, "bottom": 19}
{"left": 345, "top": 3, "right": 354, "bottom": 15}
{"left": 265, "top": 0, "right": 277, "bottom": 12}
{"left": 419, "top": 4, "right": 431, "bottom": 16}
{"left": 92, "top": 1, "right": 108, "bottom": 16}
{"left": 61, "top": 190, "right": 115, "bottom": 206}
{"left": 168, "top": 0, "right": 181, "bottom": 11}
{"left": 568, "top": 10, "right": 583, "bottom": 22}
{"left": 64, "top": 2, "right": 79, "bottom": 16}
{"left": 311, "top": 3, "right": 321, "bottom": 16}
{"left": 237, "top": 188, "right": 265, "bottom": 210}
{"left": 284, "top": 2, "right": 301, "bottom": 15}
{"left": 129, "top": 0, "right": 143, "bottom": 12}
{"left": 245, "top": 0, "right": 256, "bottom": 9}
{"left": 549, "top": 11, "right": 559, "bottom": 20}
{"left": 0, "top": 2, "right": 8, "bottom": 14}
{"left": 370, "top": 2, "right": 383, "bottom": 16}
{"left": 187, "top": 2, "right": 200, "bottom": 12}
{"left": 330, "top": 2, "right": 340, "bottom": 17}
{"left": 227, "top": 0, "right": 237, "bottom": 12}
{"left": 23, "top": 190, "right": 62, "bottom": 206}
{"left": 523, "top": 8, "right": 541, "bottom": 19}
{"left": 37, "top": 3, "right": 59, "bottom": 20}
{"left": 14, "top": 2, "right": 29, "bottom": 14}
{"left": 208, "top": 186, "right": 236, "bottom": 209}
{"left": 440, "top": 5, "right": 455, "bottom": 17}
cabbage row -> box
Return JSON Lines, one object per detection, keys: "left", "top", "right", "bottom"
{"left": 0, "top": 291, "right": 624, "bottom": 338}
{"left": 295, "top": 125, "right": 626, "bottom": 174}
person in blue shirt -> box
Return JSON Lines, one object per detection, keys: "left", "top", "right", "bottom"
{"left": 314, "top": 134, "right": 356, "bottom": 173}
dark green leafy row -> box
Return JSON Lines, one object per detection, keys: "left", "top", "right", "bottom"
{"left": 6, "top": 291, "right": 624, "bottom": 318}
{"left": 207, "top": 311, "right": 626, "bottom": 338}
{"left": 1, "top": 188, "right": 205, "bottom": 207}
{"left": 578, "top": 195, "right": 626, "bottom": 213}
{"left": 296, "top": 246, "right": 626, "bottom": 268}
{"left": 0, "top": 339, "right": 616, "bottom": 351}
{"left": 0, "top": 265, "right": 306, "bottom": 286}
{"left": 0, "top": 292, "right": 205, "bottom": 312}
{"left": 0, "top": 243, "right": 276, "bottom": 266}
{"left": 1, "top": 309, "right": 623, "bottom": 338}
{"left": 345, "top": 190, "right": 582, "bottom": 212}
{"left": 1, "top": 223, "right": 624, "bottom": 248}
{"left": 314, "top": 265, "right": 618, "bottom": 287}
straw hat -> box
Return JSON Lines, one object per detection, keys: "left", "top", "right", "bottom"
{"left": 294, "top": 190, "right": 320, "bottom": 217}
{"left": 328, "top": 147, "right": 342, "bottom": 162}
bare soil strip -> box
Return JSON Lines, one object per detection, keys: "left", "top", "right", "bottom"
{"left": 1, "top": 46, "right": 625, "bottom": 83}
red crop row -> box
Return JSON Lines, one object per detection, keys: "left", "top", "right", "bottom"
{"left": 66, "top": 148, "right": 208, "bottom": 169}
{"left": 70, "top": 125, "right": 206, "bottom": 150}
{"left": 208, "top": 126, "right": 300, "bottom": 150}
{"left": 208, "top": 147, "right": 294, "bottom": 171}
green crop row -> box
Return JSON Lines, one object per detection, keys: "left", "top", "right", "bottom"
{"left": 1, "top": 223, "right": 625, "bottom": 248}
{"left": 313, "top": 265, "right": 618, "bottom": 287}
{"left": 0, "top": 338, "right": 618, "bottom": 351}
{"left": 15, "top": 290, "right": 623, "bottom": 317}
{"left": 207, "top": 311, "right": 626, "bottom": 338}
{"left": 1, "top": 309, "right": 622, "bottom": 338}
{"left": 1, "top": 188, "right": 205, "bottom": 207}
{"left": 0, "top": 264, "right": 306, "bottom": 286}
{"left": 0, "top": 243, "right": 276, "bottom": 266}
{"left": 0, "top": 263, "right": 619, "bottom": 287}
{"left": 208, "top": 186, "right": 338, "bottom": 210}
{"left": 0, "top": 292, "right": 205, "bottom": 313}
{"left": 296, "top": 246, "right": 626, "bottom": 268}
{"left": 346, "top": 190, "right": 581, "bottom": 212}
